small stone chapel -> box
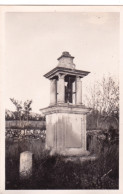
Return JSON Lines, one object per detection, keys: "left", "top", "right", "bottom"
{"left": 41, "top": 51, "right": 90, "bottom": 156}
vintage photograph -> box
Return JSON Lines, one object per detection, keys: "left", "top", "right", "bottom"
{"left": 3, "top": 6, "right": 119, "bottom": 190}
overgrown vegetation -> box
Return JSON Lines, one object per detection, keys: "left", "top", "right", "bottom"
{"left": 84, "top": 75, "right": 119, "bottom": 131}
{"left": 6, "top": 138, "right": 118, "bottom": 190}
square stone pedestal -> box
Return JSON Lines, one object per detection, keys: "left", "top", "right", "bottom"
{"left": 41, "top": 104, "right": 90, "bottom": 156}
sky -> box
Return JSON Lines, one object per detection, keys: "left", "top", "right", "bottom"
{"left": 4, "top": 12, "right": 119, "bottom": 113}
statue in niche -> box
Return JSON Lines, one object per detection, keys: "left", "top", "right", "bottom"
{"left": 65, "top": 77, "right": 72, "bottom": 103}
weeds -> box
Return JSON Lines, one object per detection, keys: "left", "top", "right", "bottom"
{"left": 6, "top": 139, "right": 118, "bottom": 189}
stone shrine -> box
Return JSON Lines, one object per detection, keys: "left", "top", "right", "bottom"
{"left": 41, "top": 52, "right": 90, "bottom": 156}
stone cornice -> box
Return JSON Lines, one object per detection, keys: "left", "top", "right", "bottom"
{"left": 44, "top": 66, "right": 90, "bottom": 79}
{"left": 40, "top": 104, "right": 91, "bottom": 115}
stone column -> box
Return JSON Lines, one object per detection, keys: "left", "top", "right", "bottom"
{"left": 75, "top": 76, "right": 82, "bottom": 105}
{"left": 50, "top": 79, "right": 57, "bottom": 105}
{"left": 57, "top": 74, "right": 65, "bottom": 103}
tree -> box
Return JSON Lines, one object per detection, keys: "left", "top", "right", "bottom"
{"left": 10, "top": 98, "right": 33, "bottom": 137}
{"left": 23, "top": 100, "right": 32, "bottom": 123}
{"left": 84, "top": 75, "right": 119, "bottom": 129}
{"left": 10, "top": 98, "right": 22, "bottom": 125}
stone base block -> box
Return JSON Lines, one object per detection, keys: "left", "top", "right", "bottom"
{"left": 49, "top": 148, "right": 90, "bottom": 157}
{"left": 42, "top": 105, "right": 90, "bottom": 156}
{"left": 64, "top": 155, "right": 97, "bottom": 163}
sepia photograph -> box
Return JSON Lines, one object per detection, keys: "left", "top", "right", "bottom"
{"left": 0, "top": 5, "right": 122, "bottom": 192}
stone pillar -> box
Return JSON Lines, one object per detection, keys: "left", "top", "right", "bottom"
{"left": 76, "top": 76, "right": 82, "bottom": 105}
{"left": 72, "top": 81, "right": 76, "bottom": 105}
{"left": 57, "top": 74, "right": 65, "bottom": 103}
{"left": 50, "top": 79, "right": 57, "bottom": 105}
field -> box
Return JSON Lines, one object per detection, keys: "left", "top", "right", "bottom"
{"left": 6, "top": 137, "right": 119, "bottom": 190}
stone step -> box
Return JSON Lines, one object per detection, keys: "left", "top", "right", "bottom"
{"left": 63, "top": 155, "right": 97, "bottom": 163}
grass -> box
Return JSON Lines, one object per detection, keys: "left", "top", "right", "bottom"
{"left": 6, "top": 138, "right": 119, "bottom": 190}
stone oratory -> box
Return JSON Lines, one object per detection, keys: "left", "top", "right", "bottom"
{"left": 41, "top": 52, "right": 90, "bottom": 156}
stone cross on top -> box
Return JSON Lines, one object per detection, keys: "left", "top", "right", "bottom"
{"left": 44, "top": 51, "right": 90, "bottom": 106}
